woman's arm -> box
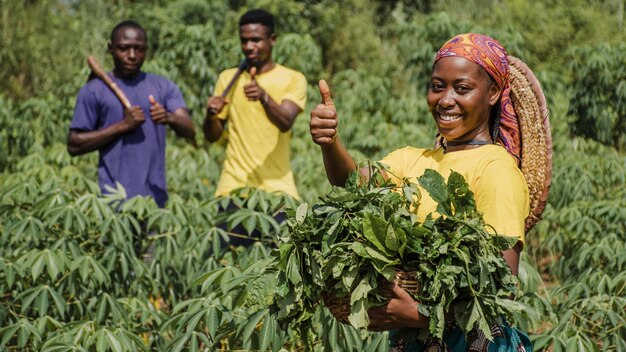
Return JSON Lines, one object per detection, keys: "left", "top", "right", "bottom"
{"left": 310, "top": 80, "right": 357, "bottom": 186}
{"left": 502, "top": 241, "right": 522, "bottom": 276}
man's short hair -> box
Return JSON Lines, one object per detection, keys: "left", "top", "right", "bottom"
{"left": 110, "top": 20, "right": 147, "bottom": 42}
{"left": 239, "top": 9, "right": 274, "bottom": 34}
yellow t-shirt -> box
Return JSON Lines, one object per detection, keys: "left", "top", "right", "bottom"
{"left": 380, "top": 145, "right": 529, "bottom": 245}
{"left": 213, "top": 64, "right": 307, "bottom": 199}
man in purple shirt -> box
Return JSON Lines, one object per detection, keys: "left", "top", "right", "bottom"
{"left": 68, "top": 20, "right": 195, "bottom": 208}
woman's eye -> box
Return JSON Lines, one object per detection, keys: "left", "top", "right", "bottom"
{"left": 456, "top": 86, "right": 471, "bottom": 93}
{"left": 430, "top": 83, "right": 444, "bottom": 91}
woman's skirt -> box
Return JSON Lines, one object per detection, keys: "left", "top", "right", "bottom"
{"left": 389, "top": 323, "right": 533, "bottom": 352}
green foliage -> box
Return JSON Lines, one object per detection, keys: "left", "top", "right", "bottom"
{"left": 0, "top": 0, "right": 122, "bottom": 99}
{"left": 274, "top": 166, "right": 520, "bottom": 345}
{"left": 433, "top": 0, "right": 625, "bottom": 73}
{"left": 0, "top": 145, "right": 296, "bottom": 350}
{"left": 0, "top": 94, "right": 75, "bottom": 172}
{"left": 568, "top": 44, "right": 626, "bottom": 150}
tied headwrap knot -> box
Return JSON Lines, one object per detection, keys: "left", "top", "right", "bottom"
{"left": 435, "top": 33, "right": 521, "bottom": 165}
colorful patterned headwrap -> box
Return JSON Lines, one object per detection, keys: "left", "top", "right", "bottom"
{"left": 435, "top": 33, "right": 521, "bottom": 165}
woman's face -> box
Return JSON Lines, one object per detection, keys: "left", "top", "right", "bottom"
{"left": 427, "top": 57, "right": 501, "bottom": 144}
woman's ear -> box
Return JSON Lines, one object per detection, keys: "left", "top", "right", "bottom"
{"left": 489, "top": 83, "right": 502, "bottom": 106}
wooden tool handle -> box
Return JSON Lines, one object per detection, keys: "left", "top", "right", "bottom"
{"left": 221, "top": 58, "right": 248, "bottom": 98}
{"left": 208, "top": 58, "right": 248, "bottom": 115}
{"left": 87, "top": 55, "right": 132, "bottom": 109}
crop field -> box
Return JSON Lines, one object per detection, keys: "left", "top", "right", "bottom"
{"left": 0, "top": 0, "right": 624, "bottom": 351}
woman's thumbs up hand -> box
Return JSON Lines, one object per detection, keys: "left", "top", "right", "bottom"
{"left": 310, "top": 80, "right": 338, "bottom": 145}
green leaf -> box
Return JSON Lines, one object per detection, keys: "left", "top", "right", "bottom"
{"left": 105, "top": 330, "right": 123, "bottom": 352}
{"left": 205, "top": 305, "right": 221, "bottom": 341}
{"left": 295, "top": 202, "right": 308, "bottom": 224}
{"left": 447, "top": 170, "right": 476, "bottom": 215}
{"left": 341, "top": 265, "right": 358, "bottom": 290}
{"left": 44, "top": 250, "right": 62, "bottom": 280}
{"left": 0, "top": 324, "right": 20, "bottom": 346}
{"left": 418, "top": 169, "right": 451, "bottom": 216}
{"left": 257, "top": 313, "right": 274, "bottom": 351}
{"left": 364, "top": 245, "right": 393, "bottom": 264}
{"left": 31, "top": 252, "right": 45, "bottom": 281}
{"left": 347, "top": 298, "right": 369, "bottom": 329}
{"left": 286, "top": 252, "right": 302, "bottom": 286}
{"left": 35, "top": 288, "right": 49, "bottom": 317}
{"left": 185, "top": 310, "right": 205, "bottom": 335}
{"left": 362, "top": 212, "right": 389, "bottom": 254}
{"left": 240, "top": 309, "right": 267, "bottom": 345}
{"left": 350, "top": 278, "right": 373, "bottom": 305}
{"left": 385, "top": 224, "right": 400, "bottom": 252}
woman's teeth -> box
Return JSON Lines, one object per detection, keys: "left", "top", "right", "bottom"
{"left": 439, "top": 114, "right": 462, "bottom": 121}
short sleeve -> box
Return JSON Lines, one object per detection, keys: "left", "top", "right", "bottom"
{"left": 279, "top": 71, "right": 307, "bottom": 111}
{"left": 380, "top": 149, "right": 408, "bottom": 186}
{"left": 379, "top": 147, "right": 427, "bottom": 186}
{"left": 70, "top": 87, "right": 99, "bottom": 131}
{"left": 163, "top": 80, "right": 187, "bottom": 113}
{"left": 475, "top": 159, "right": 529, "bottom": 245}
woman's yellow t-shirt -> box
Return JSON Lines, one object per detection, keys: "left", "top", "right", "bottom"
{"left": 380, "top": 145, "right": 529, "bottom": 245}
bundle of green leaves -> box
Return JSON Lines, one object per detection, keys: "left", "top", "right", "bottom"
{"left": 272, "top": 165, "right": 522, "bottom": 342}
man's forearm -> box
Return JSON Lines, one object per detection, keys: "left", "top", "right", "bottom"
{"left": 261, "top": 95, "right": 299, "bottom": 132}
{"left": 202, "top": 114, "right": 224, "bottom": 142}
{"left": 67, "top": 123, "right": 126, "bottom": 156}
{"left": 168, "top": 110, "right": 196, "bottom": 139}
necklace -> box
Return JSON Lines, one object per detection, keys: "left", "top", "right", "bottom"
{"left": 446, "top": 139, "right": 492, "bottom": 146}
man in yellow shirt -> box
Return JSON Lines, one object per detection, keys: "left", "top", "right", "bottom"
{"left": 204, "top": 8, "right": 306, "bottom": 200}
{"left": 203, "top": 9, "right": 307, "bottom": 246}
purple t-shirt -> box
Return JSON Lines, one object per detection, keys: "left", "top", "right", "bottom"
{"left": 70, "top": 72, "right": 187, "bottom": 208}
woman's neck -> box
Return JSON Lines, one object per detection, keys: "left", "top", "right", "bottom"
{"left": 444, "top": 138, "right": 493, "bottom": 152}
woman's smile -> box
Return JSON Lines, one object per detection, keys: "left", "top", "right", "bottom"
{"left": 436, "top": 113, "right": 463, "bottom": 122}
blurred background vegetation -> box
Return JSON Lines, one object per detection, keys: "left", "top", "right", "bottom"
{"left": 0, "top": 0, "right": 625, "bottom": 351}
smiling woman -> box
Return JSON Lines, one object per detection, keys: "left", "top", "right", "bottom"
{"left": 431, "top": 34, "right": 523, "bottom": 165}
{"left": 309, "top": 33, "right": 538, "bottom": 351}
{"left": 427, "top": 56, "right": 500, "bottom": 149}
